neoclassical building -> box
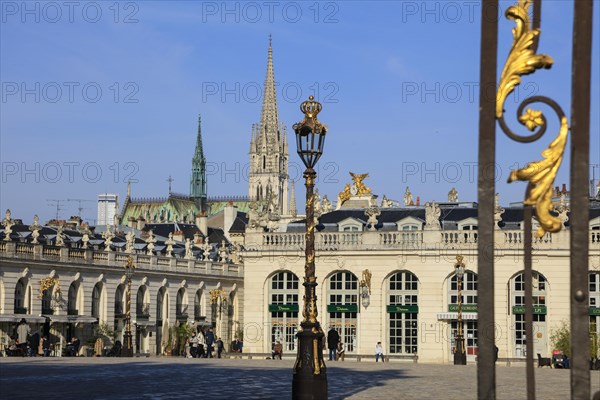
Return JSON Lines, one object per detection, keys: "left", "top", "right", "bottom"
{"left": 0, "top": 218, "right": 243, "bottom": 356}
{"left": 242, "top": 176, "right": 600, "bottom": 363}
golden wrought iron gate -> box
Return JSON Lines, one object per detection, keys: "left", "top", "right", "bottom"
{"left": 477, "top": 0, "right": 595, "bottom": 399}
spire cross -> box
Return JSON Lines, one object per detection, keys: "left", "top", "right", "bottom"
{"left": 167, "top": 176, "right": 174, "bottom": 194}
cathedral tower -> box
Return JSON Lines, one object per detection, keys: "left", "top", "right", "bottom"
{"left": 248, "top": 36, "right": 289, "bottom": 214}
{"left": 190, "top": 115, "right": 207, "bottom": 211}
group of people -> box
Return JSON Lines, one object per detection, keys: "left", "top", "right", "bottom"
{"left": 182, "top": 327, "right": 244, "bottom": 359}
{"left": 5, "top": 319, "right": 51, "bottom": 357}
{"left": 327, "top": 327, "right": 385, "bottom": 362}
{"left": 326, "top": 327, "right": 346, "bottom": 361}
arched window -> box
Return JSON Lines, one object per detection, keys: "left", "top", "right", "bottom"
{"left": 388, "top": 271, "right": 419, "bottom": 355}
{"left": 115, "top": 285, "right": 125, "bottom": 317}
{"left": 511, "top": 271, "right": 548, "bottom": 358}
{"left": 327, "top": 271, "right": 359, "bottom": 353}
{"left": 448, "top": 271, "right": 478, "bottom": 359}
{"left": 194, "top": 289, "right": 205, "bottom": 321}
{"left": 68, "top": 282, "right": 80, "bottom": 315}
{"left": 92, "top": 283, "right": 102, "bottom": 318}
{"left": 136, "top": 286, "right": 149, "bottom": 319}
{"left": 176, "top": 288, "right": 188, "bottom": 320}
{"left": 14, "top": 278, "right": 29, "bottom": 314}
{"left": 263, "top": 156, "right": 266, "bottom": 170}
{"left": 41, "top": 282, "right": 55, "bottom": 315}
{"left": 269, "top": 271, "right": 300, "bottom": 352}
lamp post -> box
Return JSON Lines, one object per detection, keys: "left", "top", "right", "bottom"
{"left": 292, "top": 96, "right": 328, "bottom": 400}
{"left": 454, "top": 255, "right": 467, "bottom": 365}
{"left": 121, "top": 256, "right": 135, "bottom": 357}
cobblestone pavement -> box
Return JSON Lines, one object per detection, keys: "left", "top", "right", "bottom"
{"left": 1, "top": 357, "right": 598, "bottom": 400}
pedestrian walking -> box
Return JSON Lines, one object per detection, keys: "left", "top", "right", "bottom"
{"left": 216, "top": 337, "right": 224, "bottom": 358}
{"left": 205, "top": 328, "right": 215, "bottom": 358}
{"left": 190, "top": 332, "right": 199, "bottom": 358}
{"left": 337, "top": 342, "right": 345, "bottom": 361}
{"left": 327, "top": 327, "right": 340, "bottom": 361}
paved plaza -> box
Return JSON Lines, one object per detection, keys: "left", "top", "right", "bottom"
{"left": 0, "top": 357, "right": 598, "bottom": 399}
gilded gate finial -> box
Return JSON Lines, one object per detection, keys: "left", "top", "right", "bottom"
{"left": 497, "top": 0, "right": 568, "bottom": 237}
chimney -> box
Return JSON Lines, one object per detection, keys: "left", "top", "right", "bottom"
{"left": 224, "top": 201, "right": 237, "bottom": 238}
{"left": 136, "top": 216, "right": 145, "bottom": 231}
{"left": 128, "top": 217, "right": 136, "bottom": 228}
{"left": 416, "top": 196, "right": 420, "bottom": 206}
{"left": 196, "top": 212, "right": 208, "bottom": 236}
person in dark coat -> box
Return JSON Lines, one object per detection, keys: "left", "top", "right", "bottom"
{"left": 216, "top": 338, "right": 224, "bottom": 358}
{"left": 327, "top": 327, "right": 340, "bottom": 361}
{"left": 205, "top": 328, "right": 215, "bottom": 358}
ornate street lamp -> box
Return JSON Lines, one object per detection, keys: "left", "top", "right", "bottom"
{"left": 292, "top": 96, "right": 328, "bottom": 400}
{"left": 454, "top": 255, "right": 467, "bottom": 365}
{"left": 121, "top": 256, "right": 135, "bottom": 357}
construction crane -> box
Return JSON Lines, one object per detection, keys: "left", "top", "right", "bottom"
{"left": 67, "top": 199, "right": 93, "bottom": 218}
{"left": 46, "top": 199, "right": 65, "bottom": 220}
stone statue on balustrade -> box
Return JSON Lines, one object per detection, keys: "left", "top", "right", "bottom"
{"left": 218, "top": 240, "right": 230, "bottom": 263}
{"left": 424, "top": 202, "right": 441, "bottom": 230}
{"left": 404, "top": 187, "right": 414, "bottom": 206}
{"left": 555, "top": 192, "right": 569, "bottom": 228}
{"left": 448, "top": 187, "right": 459, "bottom": 203}
{"left": 364, "top": 205, "right": 381, "bottom": 231}
{"left": 165, "top": 232, "right": 176, "bottom": 257}
{"left": 145, "top": 230, "right": 156, "bottom": 255}
{"left": 230, "top": 242, "right": 242, "bottom": 264}
{"left": 201, "top": 240, "right": 212, "bottom": 261}
{"left": 102, "top": 226, "right": 114, "bottom": 251}
{"left": 81, "top": 225, "right": 91, "bottom": 249}
{"left": 381, "top": 195, "right": 394, "bottom": 208}
{"left": 125, "top": 231, "right": 135, "bottom": 254}
{"left": 184, "top": 238, "right": 194, "bottom": 260}
{"left": 55, "top": 226, "right": 66, "bottom": 247}
{"left": 322, "top": 195, "right": 333, "bottom": 213}
{"left": 2, "top": 209, "right": 14, "bottom": 242}
{"left": 29, "top": 214, "right": 41, "bottom": 244}
{"left": 494, "top": 193, "right": 505, "bottom": 227}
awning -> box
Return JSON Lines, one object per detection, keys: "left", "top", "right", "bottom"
{"left": 135, "top": 320, "right": 156, "bottom": 326}
{"left": 437, "top": 312, "right": 478, "bottom": 321}
{"left": 44, "top": 315, "right": 98, "bottom": 324}
{"left": 0, "top": 314, "right": 47, "bottom": 323}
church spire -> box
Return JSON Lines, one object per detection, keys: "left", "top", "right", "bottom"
{"left": 193, "top": 114, "right": 205, "bottom": 163}
{"left": 190, "top": 114, "right": 207, "bottom": 209}
{"left": 259, "top": 34, "right": 279, "bottom": 145}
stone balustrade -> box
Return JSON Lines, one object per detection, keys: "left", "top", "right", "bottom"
{"left": 0, "top": 242, "right": 243, "bottom": 277}
{"left": 246, "top": 228, "right": 594, "bottom": 252}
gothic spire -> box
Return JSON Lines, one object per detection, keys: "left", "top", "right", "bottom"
{"left": 190, "top": 114, "right": 207, "bottom": 207}
{"left": 259, "top": 35, "right": 279, "bottom": 144}
{"left": 193, "top": 114, "right": 205, "bottom": 163}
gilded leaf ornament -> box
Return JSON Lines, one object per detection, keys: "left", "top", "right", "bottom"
{"left": 498, "top": 0, "right": 569, "bottom": 237}
{"left": 496, "top": 0, "right": 553, "bottom": 118}
{"left": 508, "top": 116, "right": 568, "bottom": 237}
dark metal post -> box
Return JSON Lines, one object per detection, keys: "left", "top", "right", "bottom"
{"left": 122, "top": 256, "right": 134, "bottom": 357}
{"left": 292, "top": 96, "right": 328, "bottom": 400}
{"left": 454, "top": 256, "right": 467, "bottom": 365}
{"left": 477, "top": 0, "right": 498, "bottom": 398}
{"left": 523, "top": 206, "right": 535, "bottom": 399}
{"left": 569, "top": 1, "right": 593, "bottom": 398}
{"left": 292, "top": 167, "right": 327, "bottom": 399}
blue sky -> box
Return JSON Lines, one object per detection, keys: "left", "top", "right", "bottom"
{"left": 1, "top": 1, "right": 599, "bottom": 224}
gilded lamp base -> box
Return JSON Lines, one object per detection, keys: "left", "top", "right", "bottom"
{"left": 292, "top": 322, "right": 327, "bottom": 400}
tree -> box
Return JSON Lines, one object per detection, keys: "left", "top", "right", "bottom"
{"left": 550, "top": 320, "right": 600, "bottom": 358}
{"left": 550, "top": 320, "right": 570, "bottom": 357}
